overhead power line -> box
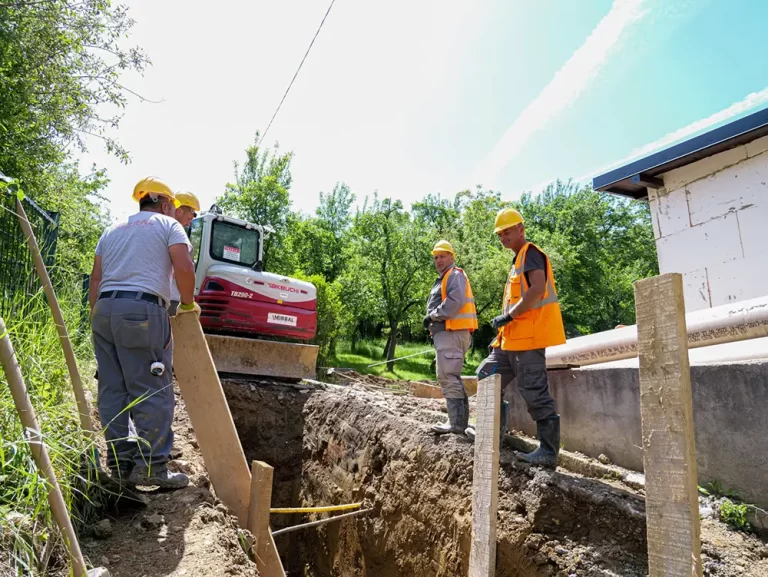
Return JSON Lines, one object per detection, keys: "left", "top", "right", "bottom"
{"left": 256, "top": 0, "right": 336, "bottom": 148}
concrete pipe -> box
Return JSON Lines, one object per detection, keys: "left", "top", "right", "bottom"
{"left": 547, "top": 294, "right": 768, "bottom": 368}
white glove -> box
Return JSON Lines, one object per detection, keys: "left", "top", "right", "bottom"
{"left": 177, "top": 302, "right": 201, "bottom": 317}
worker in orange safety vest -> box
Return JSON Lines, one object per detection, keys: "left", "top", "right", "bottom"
{"left": 424, "top": 240, "right": 478, "bottom": 435}
{"left": 465, "top": 209, "right": 566, "bottom": 469}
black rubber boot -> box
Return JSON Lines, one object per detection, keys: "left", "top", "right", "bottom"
{"left": 431, "top": 397, "right": 469, "bottom": 435}
{"left": 517, "top": 414, "right": 560, "bottom": 469}
{"left": 465, "top": 400, "right": 508, "bottom": 442}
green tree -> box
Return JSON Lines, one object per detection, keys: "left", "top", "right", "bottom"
{"left": 347, "top": 197, "right": 433, "bottom": 370}
{"left": 217, "top": 133, "right": 296, "bottom": 274}
{"left": 0, "top": 0, "right": 149, "bottom": 185}
{"left": 290, "top": 182, "right": 355, "bottom": 281}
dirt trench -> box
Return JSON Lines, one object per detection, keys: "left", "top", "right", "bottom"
{"left": 223, "top": 379, "right": 768, "bottom": 577}
{"left": 80, "top": 379, "right": 768, "bottom": 577}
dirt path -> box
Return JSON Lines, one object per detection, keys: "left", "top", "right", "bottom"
{"left": 83, "top": 386, "right": 256, "bottom": 577}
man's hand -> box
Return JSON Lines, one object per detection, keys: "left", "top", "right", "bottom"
{"left": 491, "top": 314, "right": 512, "bottom": 331}
{"left": 177, "top": 302, "right": 201, "bottom": 317}
{"left": 423, "top": 314, "right": 431, "bottom": 329}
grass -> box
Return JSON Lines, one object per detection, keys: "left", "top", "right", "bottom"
{"left": 328, "top": 337, "right": 485, "bottom": 382}
{"left": 0, "top": 277, "right": 98, "bottom": 575}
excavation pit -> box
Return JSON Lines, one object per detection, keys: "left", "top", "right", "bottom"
{"left": 222, "top": 378, "right": 768, "bottom": 577}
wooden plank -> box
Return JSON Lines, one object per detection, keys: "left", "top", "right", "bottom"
{"left": 247, "top": 461, "right": 286, "bottom": 577}
{"left": 409, "top": 377, "right": 477, "bottom": 399}
{"left": 634, "top": 273, "right": 703, "bottom": 577}
{"left": 171, "top": 313, "right": 251, "bottom": 526}
{"left": 468, "top": 374, "right": 501, "bottom": 577}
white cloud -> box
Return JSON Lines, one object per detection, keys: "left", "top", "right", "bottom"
{"left": 572, "top": 86, "right": 768, "bottom": 186}
{"left": 471, "top": 0, "right": 648, "bottom": 189}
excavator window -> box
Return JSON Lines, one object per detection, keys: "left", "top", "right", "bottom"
{"left": 188, "top": 218, "right": 203, "bottom": 269}
{"left": 210, "top": 220, "right": 260, "bottom": 268}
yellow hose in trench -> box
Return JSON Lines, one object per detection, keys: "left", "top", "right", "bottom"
{"left": 270, "top": 502, "right": 363, "bottom": 514}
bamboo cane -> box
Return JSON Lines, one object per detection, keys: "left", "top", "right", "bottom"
{"left": 15, "top": 197, "right": 94, "bottom": 434}
{"left": 0, "top": 316, "right": 88, "bottom": 577}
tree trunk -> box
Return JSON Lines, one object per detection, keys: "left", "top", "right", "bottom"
{"left": 351, "top": 325, "right": 359, "bottom": 354}
{"left": 386, "top": 321, "right": 398, "bottom": 372}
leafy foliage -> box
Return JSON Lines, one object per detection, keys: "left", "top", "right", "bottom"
{"left": 217, "top": 133, "right": 295, "bottom": 274}
{"left": 720, "top": 499, "right": 752, "bottom": 532}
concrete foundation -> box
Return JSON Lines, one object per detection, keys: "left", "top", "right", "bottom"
{"left": 506, "top": 360, "right": 768, "bottom": 508}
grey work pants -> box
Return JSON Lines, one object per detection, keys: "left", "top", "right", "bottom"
{"left": 91, "top": 295, "right": 175, "bottom": 472}
{"left": 476, "top": 347, "right": 556, "bottom": 422}
{"left": 433, "top": 329, "right": 471, "bottom": 399}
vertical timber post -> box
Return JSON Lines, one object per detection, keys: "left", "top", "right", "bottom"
{"left": 468, "top": 374, "right": 501, "bottom": 577}
{"left": 634, "top": 273, "right": 703, "bottom": 577}
{"left": 247, "top": 460, "right": 286, "bottom": 577}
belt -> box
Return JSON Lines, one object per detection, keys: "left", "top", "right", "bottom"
{"left": 99, "top": 290, "right": 164, "bottom": 308}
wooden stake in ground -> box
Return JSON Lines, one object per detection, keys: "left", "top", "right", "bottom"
{"left": 634, "top": 273, "right": 703, "bottom": 577}
{"left": 247, "top": 461, "right": 286, "bottom": 577}
{"left": 0, "top": 317, "right": 88, "bottom": 577}
{"left": 15, "top": 197, "right": 94, "bottom": 434}
{"left": 468, "top": 374, "right": 501, "bottom": 577}
{"left": 171, "top": 312, "right": 251, "bottom": 526}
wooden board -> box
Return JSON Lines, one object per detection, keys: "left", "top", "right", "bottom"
{"left": 468, "top": 374, "right": 501, "bottom": 577}
{"left": 171, "top": 313, "right": 251, "bottom": 526}
{"left": 247, "top": 461, "right": 285, "bottom": 577}
{"left": 409, "top": 376, "right": 478, "bottom": 399}
{"left": 634, "top": 273, "right": 703, "bottom": 577}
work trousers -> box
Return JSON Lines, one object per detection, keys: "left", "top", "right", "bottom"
{"left": 91, "top": 294, "right": 175, "bottom": 472}
{"left": 476, "top": 347, "right": 556, "bottom": 422}
{"left": 433, "top": 329, "right": 471, "bottom": 399}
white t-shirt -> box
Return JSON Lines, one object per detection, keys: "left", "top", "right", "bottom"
{"left": 95, "top": 211, "right": 192, "bottom": 305}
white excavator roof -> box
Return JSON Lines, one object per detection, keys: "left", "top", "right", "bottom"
{"left": 200, "top": 211, "right": 275, "bottom": 235}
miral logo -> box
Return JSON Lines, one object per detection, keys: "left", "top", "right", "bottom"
{"left": 267, "top": 283, "right": 299, "bottom": 293}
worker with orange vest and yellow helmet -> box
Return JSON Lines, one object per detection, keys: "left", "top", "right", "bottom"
{"left": 424, "top": 240, "right": 478, "bottom": 435}
{"left": 465, "top": 208, "right": 566, "bottom": 469}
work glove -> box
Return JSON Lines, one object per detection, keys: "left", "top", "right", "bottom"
{"left": 423, "top": 314, "right": 431, "bottom": 329}
{"left": 177, "top": 302, "right": 201, "bottom": 317}
{"left": 491, "top": 314, "right": 512, "bottom": 331}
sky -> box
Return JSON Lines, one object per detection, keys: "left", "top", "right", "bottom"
{"left": 78, "top": 0, "right": 768, "bottom": 222}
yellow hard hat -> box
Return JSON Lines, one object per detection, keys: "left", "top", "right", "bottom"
{"left": 494, "top": 208, "right": 524, "bottom": 233}
{"left": 431, "top": 240, "right": 455, "bottom": 256}
{"left": 175, "top": 191, "right": 201, "bottom": 212}
{"left": 132, "top": 177, "right": 180, "bottom": 208}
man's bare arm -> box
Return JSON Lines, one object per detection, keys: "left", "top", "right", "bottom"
{"left": 89, "top": 255, "right": 103, "bottom": 312}
{"left": 170, "top": 244, "right": 195, "bottom": 304}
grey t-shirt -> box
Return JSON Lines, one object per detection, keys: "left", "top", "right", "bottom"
{"left": 95, "top": 211, "right": 192, "bottom": 305}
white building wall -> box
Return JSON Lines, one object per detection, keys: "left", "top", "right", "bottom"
{"left": 648, "top": 134, "right": 768, "bottom": 311}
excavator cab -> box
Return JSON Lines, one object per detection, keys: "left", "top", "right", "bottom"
{"left": 187, "top": 212, "right": 319, "bottom": 380}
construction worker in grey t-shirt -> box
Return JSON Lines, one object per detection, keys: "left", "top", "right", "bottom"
{"left": 168, "top": 191, "right": 201, "bottom": 316}
{"left": 89, "top": 177, "right": 200, "bottom": 489}
{"left": 424, "top": 240, "right": 478, "bottom": 435}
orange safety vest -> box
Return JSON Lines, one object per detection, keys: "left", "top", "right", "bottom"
{"left": 492, "top": 242, "right": 565, "bottom": 351}
{"left": 440, "top": 266, "right": 478, "bottom": 332}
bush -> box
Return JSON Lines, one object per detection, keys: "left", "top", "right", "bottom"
{"left": 292, "top": 272, "right": 346, "bottom": 366}
{"left": 720, "top": 499, "right": 752, "bottom": 532}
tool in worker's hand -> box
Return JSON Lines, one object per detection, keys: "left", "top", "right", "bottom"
{"left": 366, "top": 348, "right": 434, "bottom": 368}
